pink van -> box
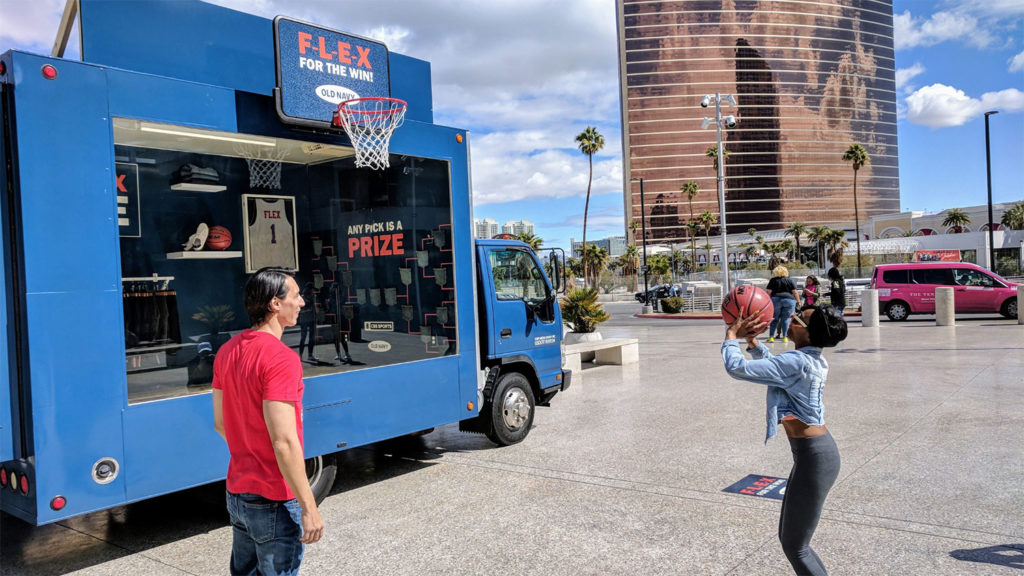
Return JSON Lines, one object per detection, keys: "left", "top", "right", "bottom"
{"left": 871, "top": 262, "right": 1019, "bottom": 321}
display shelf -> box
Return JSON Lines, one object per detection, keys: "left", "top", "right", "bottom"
{"left": 166, "top": 251, "right": 241, "bottom": 259}
{"left": 170, "top": 182, "right": 227, "bottom": 192}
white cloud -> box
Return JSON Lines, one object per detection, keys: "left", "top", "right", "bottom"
{"left": 905, "top": 83, "right": 1024, "bottom": 128}
{"left": 895, "top": 63, "right": 926, "bottom": 93}
{"left": 1010, "top": 50, "right": 1024, "bottom": 73}
{"left": 894, "top": 10, "right": 989, "bottom": 50}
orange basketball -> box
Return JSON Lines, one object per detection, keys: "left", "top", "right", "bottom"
{"left": 206, "top": 225, "right": 232, "bottom": 250}
{"left": 721, "top": 285, "right": 773, "bottom": 325}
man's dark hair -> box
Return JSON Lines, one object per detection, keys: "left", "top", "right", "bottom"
{"left": 245, "top": 267, "right": 295, "bottom": 327}
{"left": 827, "top": 267, "right": 843, "bottom": 281}
{"left": 805, "top": 304, "right": 848, "bottom": 348}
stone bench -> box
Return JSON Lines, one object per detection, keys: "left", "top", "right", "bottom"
{"left": 562, "top": 338, "right": 640, "bottom": 374}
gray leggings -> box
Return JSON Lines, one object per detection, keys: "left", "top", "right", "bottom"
{"left": 780, "top": 432, "right": 841, "bottom": 576}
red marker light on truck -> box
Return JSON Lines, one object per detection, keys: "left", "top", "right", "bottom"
{"left": 0, "top": 467, "right": 7, "bottom": 487}
{"left": 19, "top": 475, "right": 28, "bottom": 495}
{"left": 41, "top": 64, "right": 58, "bottom": 80}
{"left": 51, "top": 496, "right": 67, "bottom": 511}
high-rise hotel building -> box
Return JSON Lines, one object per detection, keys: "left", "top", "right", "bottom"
{"left": 617, "top": 0, "right": 900, "bottom": 241}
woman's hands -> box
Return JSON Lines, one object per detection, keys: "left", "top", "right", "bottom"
{"left": 726, "top": 315, "right": 768, "bottom": 346}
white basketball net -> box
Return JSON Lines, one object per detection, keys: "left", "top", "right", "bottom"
{"left": 236, "top": 146, "right": 288, "bottom": 190}
{"left": 334, "top": 97, "right": 407, "bottom": 170}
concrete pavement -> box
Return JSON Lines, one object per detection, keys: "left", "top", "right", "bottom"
{"left": 2, "top": 313, "right": 1022, "bottom": 575}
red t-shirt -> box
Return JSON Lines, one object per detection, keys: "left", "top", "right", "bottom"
{"left": 213, "top": 330, "right": 304, "bottom": 501}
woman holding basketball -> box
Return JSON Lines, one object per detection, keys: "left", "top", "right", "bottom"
{"left": 722, "top": 305, "right": 848, "bottom": 576}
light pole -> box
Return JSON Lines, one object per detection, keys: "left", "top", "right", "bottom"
{"left": 631, "top": 177, "right": 650, "bottom": 311}
{"left": 701, "top": 93, "right": 737, "bottom": 294}
{"left": 984, "top": 110, "right": 998, "bottom": 270}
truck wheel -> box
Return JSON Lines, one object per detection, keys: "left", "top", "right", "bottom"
{"left": 305, "top": 453, "right": 338, "bottom": 504}
{"left": 486, "top": 372, "right": 535, "bottom": 446}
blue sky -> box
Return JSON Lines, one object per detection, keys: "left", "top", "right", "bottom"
{"left": 1, "top": 0, "right": 1021, "bottom": 251}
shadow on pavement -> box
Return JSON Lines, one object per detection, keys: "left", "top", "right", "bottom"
{"left": 950, "top": 544, "right": 1024, "bottom": 570}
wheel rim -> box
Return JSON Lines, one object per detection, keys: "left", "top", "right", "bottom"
{"left": 501, "top": 387, "right": 531, "bottom": 431}
{"left": 890, "top": 304, "right": 907, "bottom": 319}
{"left": 305, "top": 455, "right": 323, "bottom": 486}
{"left": 1008, "top": 300, "right": 1018, "bottom": 317}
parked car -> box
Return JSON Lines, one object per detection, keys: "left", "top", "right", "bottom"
{"left": 635, "top": 283, "right": 673, "bottom": 305}
{"left": 871, "top": 262, "right": 1019, "bottom": 321}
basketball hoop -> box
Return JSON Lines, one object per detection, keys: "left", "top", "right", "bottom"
{"left": 333, "top": 97, "right": 407, "bottom": 170}
{"left": 235, "top": 145, "right": 288, "bottom": 190}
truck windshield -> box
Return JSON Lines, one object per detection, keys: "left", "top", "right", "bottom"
{"left": 489, "top": 249, "right": 549, "bottom": 305}
{"left": 114, "top": 119, "right": 457, "bottom": 404}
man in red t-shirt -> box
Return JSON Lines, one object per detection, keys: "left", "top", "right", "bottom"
{"left": 213, "top": 267, "right": 323, "bottom": 575}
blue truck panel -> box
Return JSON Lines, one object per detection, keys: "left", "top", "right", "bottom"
{"left": 0, "top": 1, "right": 561, "bottom": 525}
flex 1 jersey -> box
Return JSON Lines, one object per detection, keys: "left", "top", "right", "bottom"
{"left": 246, "top": 196, "right": 298, "bottom": 271}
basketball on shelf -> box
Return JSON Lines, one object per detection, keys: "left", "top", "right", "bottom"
{"left": 721, "top": 285, "right": 773, "bottom": 325}
{"left": 206, "top": 226, "right": 232, "bottom": 250}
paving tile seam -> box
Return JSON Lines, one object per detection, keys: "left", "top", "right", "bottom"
{"left": 437, "top": 455, "right": 1020, "bottom": 546}
{"left": 831, "top": 361, "right": 989, "bottom": 495}
{"left": 723, "top": 535, "right": 776, "bottom": 576}
{"left": 51, "top": 521, "right": 205, "bottom": 576}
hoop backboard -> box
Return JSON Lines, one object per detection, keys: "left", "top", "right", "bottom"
{"left": 274, "top": 16, "right": 391, "bottom": 130}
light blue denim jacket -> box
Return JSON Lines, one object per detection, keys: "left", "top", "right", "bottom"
{"left": 721, "top": 340, "right": 828, "bottom": 442}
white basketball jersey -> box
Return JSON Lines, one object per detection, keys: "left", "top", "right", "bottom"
{"left": 248, "top": 198, "right": 296, "bottom": 270}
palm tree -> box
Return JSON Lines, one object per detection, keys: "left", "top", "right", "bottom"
{"left": 1001, "top": 201, "right": 1024, "bottom": 230}
{"left": 670, "top": 248, "right": 686, "bottom": 279}
{"left": 785, "top": 222, "right": 808, "bottom": 263}
{"left": 575, "top": 126, "right": 605, "bottom": 280}
{"left": 628, "top": 220, "right": 641, "bottom": 245}
{"left": 621, "top": 243, "right": 640, "bottom": 291}
{"left": 822, "top": 228, "right": 849, "bottom": 269}
{"left": 698, "top": 210, "right": 717, "bottom": 264}
{"left": 582, "top": 244, "right": 610, "bottom": 289}
{"left": 941, "top": 208, "right": 971, "bottom": 233}
{"left": 686, "top": 220, "right": 701, "bottom": 272}
{"left": 515, "top": 232, "right": 543, "bottom": 251}
{"left": 681, "top": 181, "right": 700, "bottom": 261}
{"left": 747, "top": 227, "right": 758, "bottom": 241}
{"left": 807, "top": 225, "right": 831, "bottom": 269}
{"left": 842, "top": 143, "right": 870, "bottom": 277}
{"left": 647, "top": 254, "right": 672, "bottom": 282}
{"left": 706, "top": 145, "right": 729, "bottom": 172}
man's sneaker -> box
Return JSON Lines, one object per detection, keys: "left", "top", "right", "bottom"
{"left": 767, "top": 337, "right": 775, "bottom": 343}
{"left": 183, "top": 223, "right": 209, "bottom": 251}
{"left": 782, "top": 337, "right": 789, "bottom": 343}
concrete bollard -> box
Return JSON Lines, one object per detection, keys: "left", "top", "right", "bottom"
{"left": 861, "top": 289, "right": 879, "bottom": 327}
{"left": 1018, "top": 285, "right": 1023, "bottom": 325}
{"left": 935, "top": 286, "right": 954, "bottom": 326}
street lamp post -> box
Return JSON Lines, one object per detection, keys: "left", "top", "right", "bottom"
{"left": 632, "top": 177, "right": 650, "bottom": 311}
{"left": 701, "top": 93, "right": 737, "bottom": 294}
{"left": 984, "top": 110, "right": 999, "bottom": 271}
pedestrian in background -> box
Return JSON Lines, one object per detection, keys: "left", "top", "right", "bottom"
{"left": 766, "top": 265, "right": 801, "bottom": 343}
{"left": 825, "top": 267, "right": 846, "bottom": 316}
{"left": 803, "top": 275, "right": 820, "bottom": 307}
{"left": 722, "top": 304, "right": 849, "bottom": 576}
{"left": 213, "top": 267, "right": 324, "bottom": 576}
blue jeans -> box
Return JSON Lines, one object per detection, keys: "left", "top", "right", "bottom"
{"left": 226, "top": 491, "right": 304, "bottom": 576}
{"left": 770, "top": 296, "right": 797, "bottom": 338}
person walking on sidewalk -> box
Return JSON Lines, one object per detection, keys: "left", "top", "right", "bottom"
{"left": 721, "top": 305, "right": 848, "bottom": 576}
{"left": 766, "top": 265, "right": 801, "bottom": 342}
{"left": 213, "top": 267, "right": 324, "bottom": 575}
{"left": 802, "top": 275, "right": 820, "bottom": 307}
{"left": 824, "top": 267, "right": 847, "bottom": 316}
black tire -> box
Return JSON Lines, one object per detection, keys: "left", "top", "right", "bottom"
{"left": 1001, "top": 297, "right": 1018, "bottom": 319}
{"left": 885, "top": 300, "right": 910, "bottom": 321}
{"left": 485, "top": 372, "right": 536, "bottom": 446}
{"left": 305, "top": 452, "right": 338, "bottom": 504}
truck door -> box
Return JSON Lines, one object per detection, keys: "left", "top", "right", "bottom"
{"left": 484, "top": 247, "right": 561, "bottom": 365}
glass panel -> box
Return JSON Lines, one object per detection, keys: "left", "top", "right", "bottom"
{"left": 953, "top": 268, "right": 996, "bottom": 287}
{"left": 912, "top": 268, "right": 953, "bottom": 286}
{"left": 882, "top": 269, "right": 909, "bottom": 284}
{"left": 489, "top": 249, "right": 550, "bottom": 304}
{"left": 115, "top": 119, "right": 455, "bottom": 404}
